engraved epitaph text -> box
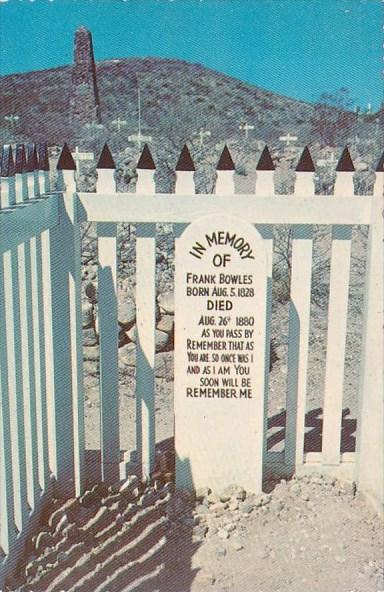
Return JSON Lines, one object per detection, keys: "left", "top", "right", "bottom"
{"left": 175, "top": 215, "right": 268, "bottom": 494}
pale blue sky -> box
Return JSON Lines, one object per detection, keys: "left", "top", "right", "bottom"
{"left": 0, "top": 0, "right": 382, "bottom": 110}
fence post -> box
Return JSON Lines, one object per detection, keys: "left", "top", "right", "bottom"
{"left": 175, "top": 145, "right": 195, "bottom": 194}
{"left": 15, "top": 144, "right": 28, "bottom": 201}
{"left": 45, "top": 144, "right": 84, "bottom": 496}
{"left": 27, "top": 151, "right": 51, "bottom": 495}
{"left": 1, "top": 145, "right": 30, "bottom": 535}
{"left": 135, "top": 144, "right": 157, "bottom": 481}
{"left": 215, "top": 145, "right": 235, "bottom": 195}
{"left": 37, "top": 142, "right": 50, "bottom": 194}
{"left": 174, "top": 143, "right": 196, "bottom": 237}
{"left": 15, "top": 144, "right": 41, "bottom": 512}
{"left": 33, "top": 141, "right": 52, "bottom": 494}
{"left": 96, "top": 144, "right": 120, "bottom": 484}
{"left": 322, "top": 147, "right": 354, "bottom": 466}
{"left": 285, "top": 147, "right": 315, "bottom": 472}
{"left": 26, "top": 143, "right": 39, "bottom": 199}
{"left": 255, "top": 146, "right": 275, "bottom": 476}
{"left": 0, "top": 146, "right": 18, "bottom": 559}
{"left": 356, "top": 155, "right": 383, "bottom": 513}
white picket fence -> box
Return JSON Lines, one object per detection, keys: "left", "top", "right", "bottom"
{"left": 0, "top": 141, "right": 383, "bottom": 584}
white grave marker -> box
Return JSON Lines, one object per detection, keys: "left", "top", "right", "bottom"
{"left": 175, "top": 214, "right": 269, "bottom": 494}
{"left": 71, "top": 147, "right": 94, "bottom": 170}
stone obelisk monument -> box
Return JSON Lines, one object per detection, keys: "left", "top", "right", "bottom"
{"left": 69, "top": 26, "right": 101, "bottom": 128}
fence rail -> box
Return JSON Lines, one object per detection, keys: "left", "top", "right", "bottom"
{"left": 0, "top": 141, "right": 383, "bottom": 586}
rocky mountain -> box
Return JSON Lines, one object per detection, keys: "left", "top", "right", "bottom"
{"left": 0, "top": 57, "right": 376, "bottom": 152}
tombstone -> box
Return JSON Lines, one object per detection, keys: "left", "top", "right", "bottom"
{"left": 174, "top": 214, "right": 269, "bottom": 494}
{"left": 69, "top": 26, "right": 101, "bottom": 128}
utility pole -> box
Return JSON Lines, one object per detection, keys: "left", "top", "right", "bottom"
{"left": 128, "top": 75, "right": 152, "bottom": 149}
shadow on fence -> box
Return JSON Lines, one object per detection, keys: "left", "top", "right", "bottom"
{"left": 266, "top": 407, "right": 356, "bottom": 453}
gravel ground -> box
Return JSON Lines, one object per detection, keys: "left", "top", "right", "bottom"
{"left": 9, "top": 474, "right": 383, "bottom": 592}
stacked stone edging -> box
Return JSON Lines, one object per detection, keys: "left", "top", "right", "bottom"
{"left": 81, "top": 283, "right": 175, "bottom": 367}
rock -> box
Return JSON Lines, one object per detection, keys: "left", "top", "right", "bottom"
{"left": 53, "top": 513, "right": 69, "bottom": 535}
{"left": 219, "top": 493, "right": 232, "bottom": 503}
{"left": 126, "top": 326, "right": 136, "bottom": 343}
{"left": 122, "top": 503, "right": 137, "bottom": 520}
{"left": 57, "top": 551, "right": 69, "bottom": 564}
{"left": 164, "top": 471, "right": 175, "bottom": 483}
{"left": 233, "top": 488, "right": 246, "bottom": 502}
{"left": 159, "top": 481, "right": 175, "bottom": 499}
{"left": 151, "top": 471, "right": 164, "bottom": 490}
{"left": 118, "top": 300, "right": 136, "bottom": 328}
{"left": 256, "top": 546, "right": 269, "bottom": 559}
{"left": 195, "top": 504, "right": 209, "bottom": 515}
{"left": 157, "top": 314, "right": 174, "bottom": 334}
{"left": 221, "top": 484, "right": 246, "bottom": 502}
{"left": 83, "top": 327, "right": 98, "bottom": 346}
{"left": 35, "top": 531, "right": 53, "bottom": 553}
{"left": 62, "top": 523, "right": 78, "bottom": 541}
{"left": 118, "top": 327, "right": 129, "bottom": 347}
{"left": 254, "top": 493, "right": 271, "bottom": 507}
{"left": 210, "top": 503, "right": 226, "bottom": 516}
{"left": 240, "top": 502, "right": 254, "bottom": 514}
{"left": 207, "top": 492, "right": 221, "bottom": 505}
{"left": 155, "top": 352, "right": 174, "bottom": 380}
{"left": 208, "top": 524, "right": 218, "bottom": 537}
{"left": 140, "top": 488, "right": 158, "bottom": 508}
{"left": 156, "top": 330, "right": 169, "bottom": 352}
{"left": 217, "top": 528, "right": 230, "bottom": 540}
{"left": 231, "top": 538, "right": 244, "bottom": 551}
{"left": 83, "top": 506, "right": 112, "bottom": 538}
{"left": 158, "top": 292, "right": 174, "bottom": 315}
{"left": 83, "top": 346, "right": 99, "bottom": 362}
{"left": 48, "top": 498, "right": 79, "bottom": 531}
{"left": 215, "top": 546, "right": 227, "bottom": 557}
{"left": 120, "top": 475, "right": 139, "bottom": 493}
{"left": 119, "top": 343, "right": 136, "bottom": 366}
{"left": 167, "top": 497, "right": 186, "bottom": 519}
{"left": 102, "top": 493, "right": 122, "bottom": 508}
{"left": 92, "top": 482, "right": 110, "bottom": 497}
{"left": 224, "top": 522, "right": 237, "bottom": 533}
{"left": 82, "top": 303, "right": 94, "bottom": 329}
{"left": 340, "top": 481, "right": 357, "bottom": 497}
{"left": 193, "top": 523, "right": 208, "bottom": 539}
{"left": 80, "top": 489, "right": 101, "bottom": 508}
{"left": 25, "top": 559, "right": 39, "bottom": 579}
{"left": 270, "top": 500, "right": 284, "bottom": 512}
{"left": 196, "top": 486, "right": 211, "bottom": 501}
{"left": 197, "top": 571, "right": 216, "bottom": 585}
{"left": 228, "top": 500, "right": 239, "bottom": 511}
{"left": 85, "top": 281, "right": 98, "bottom": 304}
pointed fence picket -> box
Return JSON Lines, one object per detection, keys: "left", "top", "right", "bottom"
{"left": 285, "top": 150, "right": 315, "bottom": 471}
{"left": 254, "top": 148, "right": 275, "bottom": 475}
{"left": 322, "top": 151, "right": 354, "bottom": 466}
{"left": 96, "top": 147, "right": 120, "bottom": 484}
{"left": 15, "top": 147, "right": 40, "bottom": 514}
{"left": 1, "top": 148, "right": 29, "bottom": 536}
{"left": 135, "top": 145, "right": 157, "bottom": 481}
{"left": 0, "top": 141, "right": 383, "bottom": 586}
